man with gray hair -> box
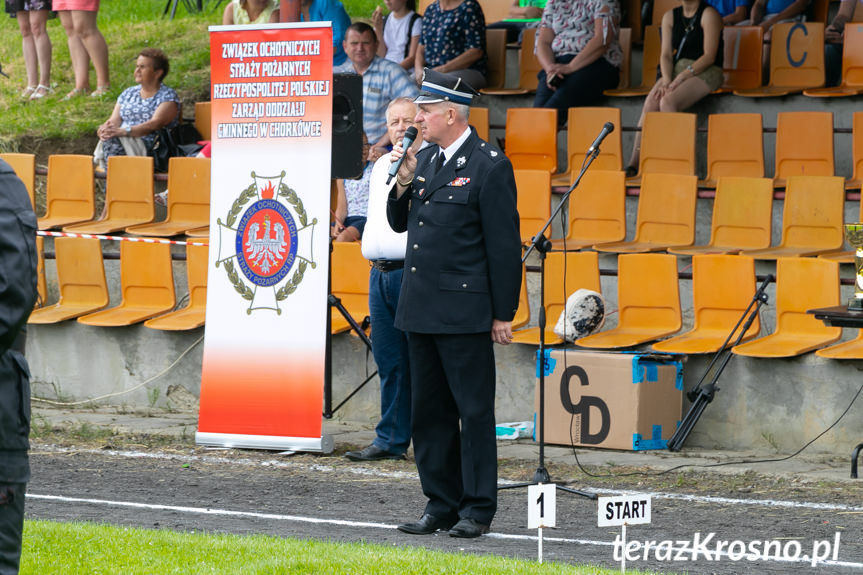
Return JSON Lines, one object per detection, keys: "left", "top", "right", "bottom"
{"left": 387, "top": 70, "right": 521, "bottom": 538}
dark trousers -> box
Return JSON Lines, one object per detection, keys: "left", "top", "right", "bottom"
{"left": 407, "top": 331, "right": 498, "bottom": 526}
{"left": 534, "top": 55, "right": 619, "bottom": 125}
{"left": 0, "top": 483, "right": 25, "bottom": 575}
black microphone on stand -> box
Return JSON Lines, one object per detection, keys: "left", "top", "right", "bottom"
{"left": 587, "top": 122, "right": 614, "bottom": 154}
{"left": 386, "top": 126, "right": 419, "bottom": 185}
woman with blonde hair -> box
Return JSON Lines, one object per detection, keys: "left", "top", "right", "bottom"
{"left": 222, "top": 0, "right": 280, "bottom": 25}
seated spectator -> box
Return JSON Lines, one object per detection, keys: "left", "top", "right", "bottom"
{"left": 626, "top": 0, "right": 722, "bottom": 175}
{"left": 705, "top": 0, "right": 751, "bottom": 24}
{"left": 534, "top": 0, "right": 622, "bottom": 125}
{"left": 222, "top": 0, "right": 280, "bottom": 24}
{"left": 333, "top": 133, "right": 372, "bottom": 242}
{"left": 301, "top": 0, "right": 352, "bottom": 66}
{"left": 746, "top": 0, "right": 807, "bottom": 40}
{"left": 414, "top": 0, "right": 488, "bottom": 89}
{"left": 487, "top": 0, "right": 546, "bottom": 43}
{"left": 94, "top": 48, "right": 179, "bottom": 170}
{"left": 825, "top": 0, "right": 857, "bottom": 86}
{"left": 372, "top": 0, "right": 422, "bottom": 72}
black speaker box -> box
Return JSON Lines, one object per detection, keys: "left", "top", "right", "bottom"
{"left": 332, "top": 73, "right": 364, "bottom": 179}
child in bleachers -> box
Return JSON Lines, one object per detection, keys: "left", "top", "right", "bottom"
{"left": 373, "top": 0, "right": 422, "bottom": 73}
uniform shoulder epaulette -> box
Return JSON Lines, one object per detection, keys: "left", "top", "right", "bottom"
{"left": 478, "top": 140, "right": 505, "bottom": 162}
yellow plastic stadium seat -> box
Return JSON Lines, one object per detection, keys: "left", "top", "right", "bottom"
{"left": 652, "top": 254, "right": 761, "bottom": 354}
{"left": 700, "top": 113, "right": 764, "bottom": 188}
{"left": 595, "top": 173, "right": 698, "bottom": 253}
{"left": 817, "top": 332, "right": 863, "bottom": 359}
{"left": 717, "top": 27, "right": 763, "bottom": 93}
{"left": 604, "top": 25, "right": 661, "bottom": 97}
{"left": 145, "top": 242, "right": 208, "bottom": 331}
{"left": 126, "top": 157, "right": 210, "bottom": 237}
{"left": 505, "top": 108, "right": 557, "bottom": 173}
{"left": 28, "top": 238, "right": 109, "bottom": 324}
{"left": 483, "top": 29, "right": 507, "bottom": 91}
{"left": 35, "top": 236, "right": 47, "bottom": 309}
{"left": 576, "top": 253, "right": 681, "bottom": 348}
{"left": 803, "top": 24, "right": 863, "bottom": 97}
{"left": 511, "top": 264, "right": 530, "bottom": 330}
{"left": 652, "top": 0, "right": 678, "bottom": 25}
{"left": 418, "top": 0, "right": 433, "bottom": 15}
{"left": 77, "top": 241, "right": 176, "bottom": 326}
{"left": 614, "top": 27, "right": 632, "bottom": 90}
{"left": 626, "top": 112, "right": 696, "bottom": 185}
{"left": 511, "top": 251, "right": 601, "bottom": 346}
{"left": 185, "top": 226, "right": 210, "bottom": 238}
{"left": 330, "top": 241, "right": 370, "bottom": 335}
{"left": 515, "top": 169, "right": 552, "bottom": 244}
{"left": 469, "top": 107, "right": 490, "bottom": 142}
{"left": 734, "top": 22, "right": 825, "bottom": 97}
{"left": 819, "top": 181, "right": 863, "bottom": 263}
{"left": 739, "top": 176, "right": 845, "bottom": 259}
{"left": 480, "top": 27, "right": 541, "bottom": 95}
{"left": 477, "top": 0, "right": 510, "bottom": 23}
{"left": 847, "top": 111, "right": 863, "bottom": 191}
{"left": 37, "top": 155, "right": 95, "bottom": 230}
{"left": 549, "top": 170, "right": 626, "bottom": 251}
{"left": 732, "top": 258, "right": 841, "bottom": 357}
{"left": 552, "top": 107, "right": 622, "bottom": 187}
{"left": 670, "top": 177, "right": 773, "bottom": 256}
{"left": 64, "top": 156, "right": 155, "bottom": 234}
{"left": 0, "top": 153, "right": 36, "bottom": 209}
{"left": 194, "top": 102, "right": 212, "bottom": 141}
{"left": 772, "top": 111, "right": 834, "bottom": 188}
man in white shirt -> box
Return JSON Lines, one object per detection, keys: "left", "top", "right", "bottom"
{"left": 345, "top": 97, "right": 423, "bottom": 462}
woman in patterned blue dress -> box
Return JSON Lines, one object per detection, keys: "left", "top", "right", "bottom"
{"left": 96, "top": 48, "right": 179, "bottom": 165}
{"left": 414, "top": 0, "right": 487, "bottom": 89}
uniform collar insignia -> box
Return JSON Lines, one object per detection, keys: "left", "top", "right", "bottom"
{"left": 490, "top": 150, "right": 498, "bottom": 157}
{"left": 456, "top": 156, "right": 466, "bottom": 168}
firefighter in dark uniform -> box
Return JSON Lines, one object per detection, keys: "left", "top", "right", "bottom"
{"left": 387, "top": 70, "right": 522, "bottom": 539}
{"left": 0, "top": 159, "right": 38, "bottom": 575}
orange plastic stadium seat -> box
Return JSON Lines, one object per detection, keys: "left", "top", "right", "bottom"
{"left": 614, "top": 27, "right": 632, "bottom": 90}
{"left": 816, "top": 332, "right": 863, "bottom": 359}
{"left": 626, "top": 112, "right": 696, "bottom": 185}
{"left": 652, "top": 254, "right": 761, "bottom": 354}
{"left": 185, "top": 226, "right": 210, "bottom": 238}
{"left": 604, "top": 25, "right": 661, "bottom": 97}
{"left": 484, "top": 29, "right": 507, "bottom": 91}
{"left": 772, "top": 111, "right": 834, "bottom": 187}
{"left": 734, "top": 21, "right": 825, "bottom": 97}
{"left": 330, "top": 241, "right": 370, "bottom": 335}
{"left": 78, "top": 241, "right": 176, "bottom": 326}
{"left": 804, "top": 23, "right": 863, "bottom": 97}
{"left": 515, "top": 169, "right": 552, "bottom": 244}
{"left": 28, "top": 238, "right": 109, "bottom": 324}
{"left": 194, "top": 101, "right": 212, "bottom": 141}
{"left": 549, "top": 170, "right": 626, "bottom": 251}
{"left": 418, "top": 0, "right": 432, "bottom": 14}
{"left": 670, "top": 177, "right": 774, "bottom": 256}
{"left": 469, "top": 106, "right": 490, "bottom": 142}
{"left": 478, "top": 0, "right": 510, "bottom": 23}
{"left": 505, "top": 108, "right": 557, "bottom": 173}
{"left": 576, "top": 253, "right": 681, "bottom": 348}
{"left": 35, "top": 236, "right": 47, "bottom": 309}
{"left": 652, "top": 0, "right": 678, "bottom": 24}
{"left": 732, "top": 258, "right": 841, "bottom": 357}
{"left": 37, "top": 155, "right": 95, "bottom": 230}
{"left": 511, "top": 264, "right": 530, "bottom": 330}
{"left": 126, "top": 157, "right": 210, "bottom": 237}
{"left": 717, "top": 26, "right": 763, "bottom": 93}
{"left": 511, "top": 251, "right": 601, "bottom": 346}
{"left": 848, "top": 111, "right": 863, "bottom": 190}
{"left": 552, "top": 107, "right": 622, "bottom": 187}
{"left": 64, "top": 156, "right": 155, "bottom": 234}
{"left": 481, "top": 27, "right": 541, "bottom": 95}
{"left": 700, "top": 113, "right": 764, "bottom": 188}
{"left": 740, "top": 176, "right": 845, "bottom": 259}
{"left": 145, "top": 242, "right": 208, "bottom": 331}
{"left": 819, "top": 182, "right": 863, "bottom": 263}
{"left": 0, "top": 153, "right": 36, "bottom": 209}
{"left": 595, "top": 173, "right": 698, "bottom": 253}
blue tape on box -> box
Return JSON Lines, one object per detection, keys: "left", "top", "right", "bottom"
{"left": 536, "top": 348, "right": 557, "bottom": 378}
{"left": 630, "top": 354, "right": 684, "bottom": 390}
{"left": 632, "top": 424, "right": 667, "bottom": 450}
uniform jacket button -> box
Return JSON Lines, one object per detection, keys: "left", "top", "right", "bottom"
{"left": 411, "top": 267, "right": 417, "bottom": 273}
{"left": 424, "top": 200, "right": 429, "bottom": 205}
{"left": 418, "top": 221, "right": 424, "bottom": 227}
{"left": 462, "top": 283, "right": 468, "bottom": 288}
{"left": 413, "top": 244, "right": 419, "bottom": 250}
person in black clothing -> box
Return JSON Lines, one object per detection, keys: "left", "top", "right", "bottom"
{"left": 626, "top": 0, "right": 723, "bottom": 175}
{"left": 0, "top": 159, "right": 38, "bottom": 575}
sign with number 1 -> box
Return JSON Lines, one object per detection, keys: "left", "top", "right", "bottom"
{"left": 528, "top": 483, "right": 556, "bottom": 528}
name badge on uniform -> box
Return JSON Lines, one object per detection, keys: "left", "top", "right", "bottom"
{"left": 368, "top": 87, "right": 382, "bottom": 94}
{"left": 448, "top": 177, "right": 471, "bottom": 187}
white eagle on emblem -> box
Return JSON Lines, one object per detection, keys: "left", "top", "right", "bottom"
{"left": 245, "top": 216, "right": 287, "bottom": 274}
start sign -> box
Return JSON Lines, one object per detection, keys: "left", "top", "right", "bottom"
{"left": 597, "top": 494, "right": 652, "bottom": 527}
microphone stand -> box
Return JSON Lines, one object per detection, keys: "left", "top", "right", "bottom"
{"left": 666, "top": 274, "right": 772, "bottom": 452}
{"left": 499, "top": 143, "right": 606, "bottom": 500}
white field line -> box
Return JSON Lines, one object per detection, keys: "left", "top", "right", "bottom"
{"left": 27, "top": 493, "right": 863, "bottom": 569}
{"left": 33, "top": 445, "right": 863, "bottom": 513}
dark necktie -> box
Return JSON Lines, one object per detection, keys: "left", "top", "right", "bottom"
{"left": 434, "top": 151, "right": 445, "bottom": 175}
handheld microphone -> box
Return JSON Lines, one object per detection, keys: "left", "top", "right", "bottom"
{"left": 587, "top": 122, "right": 615, "bottom": 154}
{"left": 386, "top": 126, "right": 419, "bottom": 185}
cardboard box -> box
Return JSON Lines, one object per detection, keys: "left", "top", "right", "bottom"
{"left": 534, "top": 350, "right": 683, "bottom": 451}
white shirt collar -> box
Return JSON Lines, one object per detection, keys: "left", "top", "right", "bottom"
{"left": 439, "top": 125, "right": 472, "bottom": 166}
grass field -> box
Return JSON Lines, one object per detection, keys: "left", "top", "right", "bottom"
{"left": 20, "top": 520, "right": 665, "bottom": 575}
{"left": 0, "top": 0, "right": 379, "bottom": 148}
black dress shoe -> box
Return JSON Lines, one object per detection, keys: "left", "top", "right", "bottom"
{"left": 344, "top": 444, "right": 405, "bottom": 462}
{"left": 449, "top": 517, "right": 490, "bottom": 538}
{"left": 397, "top": 514, "right": 457, "bottom": 535}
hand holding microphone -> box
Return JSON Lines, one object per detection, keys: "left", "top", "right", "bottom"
{"left": 387, "top": 125, "right": 419, "bottom": 185}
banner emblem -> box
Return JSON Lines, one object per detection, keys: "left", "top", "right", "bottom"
{"left": 215, "top": 171, "right": 318, "bottom": 314}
